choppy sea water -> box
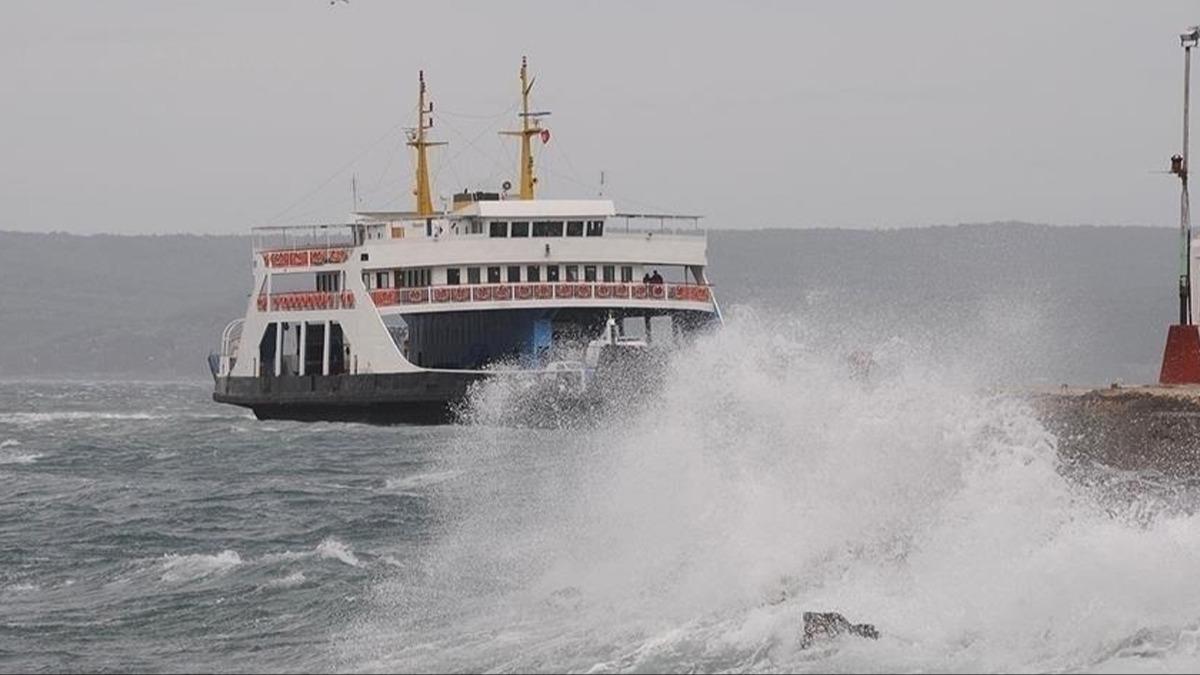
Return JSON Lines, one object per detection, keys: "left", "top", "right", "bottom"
{"left": 4, "top": 316, "right": 1200, "bottom": 673}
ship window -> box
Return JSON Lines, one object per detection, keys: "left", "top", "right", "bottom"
{"left": 511, "top": 221, "right": 530, "bottom": 237}
{"left": 362, "top": 272, "right": 373, "bottom": 289}
{"left": 376, "top": 272, "right": 390, "bottom": 289}
{"left": 316, "top": 271, "right": 340, "bottom": 292}
{"left": 546, "top": 265, "right": 560, "bottom": 282}
{"left": 527, "top": 265, "right": 541, "bottom": 282}
{"left": 533, "top": 221, "right": 564, "bottom": 237}
{"left": 566, "top": 221, "right": 584, "bottom": 237}
{"left": 587, "top": 220, "right": 604, "bottom": 237}
{"left": 584, "top": 265, "right": 597, "bottom": 282}
{"left": 490, "top": 221, "right": 507, "bottom": 238}
{"left": 507, "top": 266, "right": 521, "bottom": 283}
{"left": 468, "top": 267, "right": 481, "bottom": 284}
{"left": 487, "top": 266, "right": 501, "bottom": 283}
{"left": 400, "top": 269, "right": 430, "bottom": 287}
{"left": 602, "top": 265, "right": 615, "bottom": 282}
{"left": 565, "top": 265, "right": 579, "bottom": 282}
{"left": 469, "top": 220, "right": 484, "bottom": 235}
{"left": 447, "top": 268, "right": 461, "bottom": 285}
{"left": 621, "top": 265, "right": 633, "bottom": 282}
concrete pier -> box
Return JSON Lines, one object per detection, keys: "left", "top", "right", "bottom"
{"left": 1031, "top": 384, "right": 1200, "bottom": 475}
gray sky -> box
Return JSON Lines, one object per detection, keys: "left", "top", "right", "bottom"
{"left": 2, "top": 1, "right": 1198, "bottom": 234}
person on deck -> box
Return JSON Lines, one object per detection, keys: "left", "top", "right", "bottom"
{"left": 650, "top": 270, "right": 664, "bottom": 284}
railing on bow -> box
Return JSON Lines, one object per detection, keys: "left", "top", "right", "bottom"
{"left": 368, "top": 282, "right": 713, "bottom": 308}
{"left": 256, "top": 291, "right": 356, "bottom": 312}
{"left": 259, "top": 248, "right": 351, "bottom": 269}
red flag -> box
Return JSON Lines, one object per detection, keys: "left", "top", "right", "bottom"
{"left": 540, "top": 128, "right": 551, "bottom": 144}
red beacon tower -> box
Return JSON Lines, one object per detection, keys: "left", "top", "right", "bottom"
{"left": 1160, "top": 26, "right": 1200, "bottom": 384}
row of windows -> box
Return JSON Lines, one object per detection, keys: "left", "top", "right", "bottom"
{"left": 364, "top": 268, "right": 432, "bottom": 290}
{"left": 363, "top": 264, "right": 637, "bottom": 289}
{"left": 450, "top": 264, "right": 634, "bottom": 285}
{"left": 489, "top": 220, "right": 604, "bottom": 238}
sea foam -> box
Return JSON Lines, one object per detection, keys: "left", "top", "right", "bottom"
{"left": 341, "top": 311, "right": 1200, "bottom": 673}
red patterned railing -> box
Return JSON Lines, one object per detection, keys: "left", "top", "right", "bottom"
{"left": 260, "top": 248, "right": 350, "bottom": 268}
{"left": 368, "top": 282, "right": 712, "bottom": 308}
{"left": 257, "top": 284, "right": 712, "bottom": 312}
{"left": 257, "top": 291, "right": 355, "bottom": 312}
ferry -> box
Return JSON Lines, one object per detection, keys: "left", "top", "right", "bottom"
{"left": 211, "top": 59, "right": 722, "bottom": 423}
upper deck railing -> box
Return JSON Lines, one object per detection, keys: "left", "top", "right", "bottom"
{"left": 252, "top": 212, "right": 705, "bottom": 258}
{"left": 254, "top": 281, "right": 713, "bottom": 313}
{"left": 610, "top": 213, "right": 703, "bottom": 236}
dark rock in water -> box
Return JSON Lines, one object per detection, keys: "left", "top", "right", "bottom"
{"left": 800, "top": 612, "right": 880, "bottom": 649}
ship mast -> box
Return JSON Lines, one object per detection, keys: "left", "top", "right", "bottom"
{"left": 501, "top": 57, "right": 550, "bottom": 200}
{"left": 409, "top": 70, "right": 445, "bottom": 216}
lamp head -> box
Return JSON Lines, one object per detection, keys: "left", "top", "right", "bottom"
{"left": 1182, "top": 26, "right": 1200, "bottom": 48}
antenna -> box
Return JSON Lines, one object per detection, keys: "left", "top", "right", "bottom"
{"left": 599, "top": 170, "right": 606, "bottom": 197}
{"left": 351, "top": 174, "right": 358, "bottom": 211}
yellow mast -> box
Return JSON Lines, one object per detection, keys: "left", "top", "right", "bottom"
{"left": 409, "top": 70, "right": 445, "bottom": 216}
{"left": 500, "top": 57, "right": 549, "bottom": 200}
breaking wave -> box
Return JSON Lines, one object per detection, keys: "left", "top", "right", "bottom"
{"left": 382, "top": 470, "right": 462, "bottom": 494}
{"left": 264, "top": 571, "right": 308, "bottom": 590}
{"left": 342, "top": 311, "right": 1200, "bottom": 673}
{"left": 0, "top": 411, "right": 164, "bottom": 425}
{"left": 316, "top": 538, "right": 363, "bottom": 568}
{"left": 159, "top": 550, "right": 243, "bottom": 584}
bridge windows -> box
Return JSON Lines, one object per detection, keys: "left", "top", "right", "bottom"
{"left": 566, "top": 221, "right": 585, "bottom": 237}
{"left": 490, "top": 221, "right": 508, "bottom": 238}
{"left": 511, "top": 221, "right": 529, "bottom": 237}
{"left": 428, "top": 262, "right": 665, "bottom": 287}
{"left": 587, "top": 220, "right": 604, "bottom": 237}
{"left": 533, "top": 221, "right": 564, "bottom": 237}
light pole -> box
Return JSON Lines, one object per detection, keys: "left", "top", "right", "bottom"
{"left": 1174, "top": 27, "right": 1200, "bottom": 325}
{"left": 1159, "top": 26, "right": 1200, "bottom": 385}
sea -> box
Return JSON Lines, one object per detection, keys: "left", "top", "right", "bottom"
{"left": 4, "top": 313, "right": 1200, "bottom": 673}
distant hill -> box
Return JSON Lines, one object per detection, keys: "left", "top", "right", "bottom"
{"left": 0, "top": 224, "right": 1179, "bottom": 385}
{"left": 0, "top": 232, "right": 249, "bottom": 380}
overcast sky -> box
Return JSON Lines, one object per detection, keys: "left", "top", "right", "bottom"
{"left": 2, "top": 1, "right": 1199, "bottom": 234}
